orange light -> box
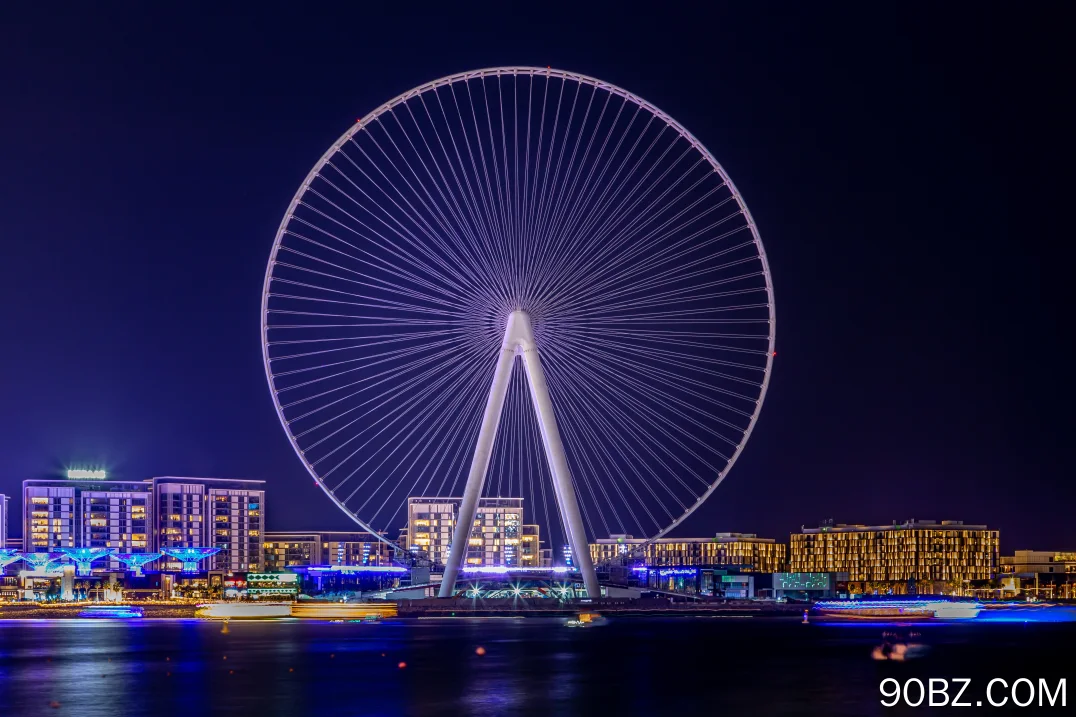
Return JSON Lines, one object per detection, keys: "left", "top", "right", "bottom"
{"left": 397, "top": 661, "right": 407, "bottom": 669}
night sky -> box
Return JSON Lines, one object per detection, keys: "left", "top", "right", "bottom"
{"left": 1, "top": 5, "right": 1070, "bottom": 549}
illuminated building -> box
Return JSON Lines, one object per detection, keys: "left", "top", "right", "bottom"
{"left": 22, "top": 478, "right": 152, "bottom": 568}
{"left": 151, "top": 477, "right": 265, "bottom": 573}
{"left": 789, "top": 520, "right": 999, "bottom": 590}
{"left": 1000, "top": 550, "right": 1076, "bottom": 599}
{"left": 590, "top": 533, "right": 787, "bottom": 573}
{"left": 262, "top": 531, "right": 394, "bottom": 571}
{"left": 405, "top": 497, "right": 537, "bottom": 568}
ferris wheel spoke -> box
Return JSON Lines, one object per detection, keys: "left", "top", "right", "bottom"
{"left": 421, "top": 385, "right": 484, "bottom": 499}
{"left": 269, "top": 273, "right": 469, "bottom": 315}
{"left": 561, "top": 334, "right": 765, "bottom": 397}
{"left": 550, "top": 338, "right": 753, "bottom": 439}
{"left": 314, "top": 345, "right": 493, "bottom": 480}
{"left": 547, "top": 376, "right": 648, "bottom": 536}
{"left": 372, "top": 381, "right": 487, "bottom": 530}
{"left": 285, "top": 208, "right": 475, "bottom": 305}
{"left": 540, "top": 177, "right": 734, "bottom": 307}
{"left": 530, "top": 76, "right": 577, "bottom": 273}
{"left": 278, "top": 336, "right": 487, "bottom": 415}
{"left": 355, "top": 360, "right": 490, "bottom": 524}
{"left": 334, "top": 357, "right": 493, "bottom": 509}
{"left": 268, "top": 329, "right": 467, "bottom": 362}
{"left": 532, "top": 107, "right": 660, "bottom": 296}
{"left": 541, "top": 128, "right": 686, "bottom": 288}
{"left": 528, "top": 92, "right": 627, "bottom": 296}
{"left": 569, "top": 344, "right": 758, "bottom": 437}
{"left": 480, "top": 76, "right": 516, "bottom": 298}
{"left": 330, "top": 144, "right": 483, "bottom": 291}
{"left": 269, "top": 334, "right": 466, "bottom": 381}
{"left": 305, "top": 179, "right": 485, "bottom": 304}
{"left": 345, "top": 135, "right": 503, "bottom": 303}
{"left": 387, "top": 105, "right": 508, "bottom": 298}
{"left": 544, "top": 342, "right": 731, "bottom": 467}
{"left": 568, "top": 228, "right": 755, "bottom": 309}
{"left": 534, "top": 85, "right": 602, "bottom": 271}
{"left": 274, "top": 236, "right": 471, "bottom": 309}
{"left": 446, "top": 82, "right": 508, "bottom": 276}
{"left": 443, "top": 82, "right": 508, "bottom": 289}
{"left": 547, "top": 368, "right": 677, "bottom": 532}
{"left": 417, "top": 95, "right": 514, "bottom": 305}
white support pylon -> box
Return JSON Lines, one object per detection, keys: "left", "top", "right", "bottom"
{"left": 438, "top": 310, "right": 601, "bottom": 599}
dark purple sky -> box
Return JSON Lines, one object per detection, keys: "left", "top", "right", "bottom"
{"left": 1, "top": 5, "right": 1070, "bottom": 549}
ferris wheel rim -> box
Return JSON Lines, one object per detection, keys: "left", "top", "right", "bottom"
{"left": 260, "top": 66, "right": 776, "bottom": 549}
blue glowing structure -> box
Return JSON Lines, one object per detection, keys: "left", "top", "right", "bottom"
{"left": 79, "top": 605, "right": 144, "bottom": 619}
{"left": 57, "top": 547, "right": 116, "bottom": 576}
{"left": 19, "top": 552, "right": 65, "bottom": 573}
{"left": 113, "top": 552, "right": 162, "bottom": 577}
{"left": 160, "top": 547, "right": 221, "bottom": 574}
{"left": 0, "top": 549, "right": 22, "bottom": 570}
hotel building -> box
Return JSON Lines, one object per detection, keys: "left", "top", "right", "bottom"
{"left": 263, "top": 531, "right": 394, "bottom": 571}
{"left": 0, "top": 494, "right": 8, "bottom": 548}
{"left": 23, "top": 478, "right": 153, "bottom": 569}
{"left": 152, "top": 477, "right": 266, "bottom": 573}
{"left": 789, "top": 520, "right": 999, "bottom": 587}
{"left": 590, "top": 533, "right": 787, "bottom": 573}
{"left": 403, "top": 497, "right": 544, "bottom": 568}
{"left": 19, "top": 475, "right": 265, "bottom": 574}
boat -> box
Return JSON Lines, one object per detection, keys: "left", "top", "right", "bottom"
{"left": 813, "top": 598, "right": 982, "bottom": 620}
{"left": 566, "top": 612, "right": 601, "bottom": 627}
{"left": 79, "top": 605, "right": 144, "bottom": 619}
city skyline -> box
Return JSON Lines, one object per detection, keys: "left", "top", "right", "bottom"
{"left": 2, "top": 6, "right": 1070, "bottom": 551}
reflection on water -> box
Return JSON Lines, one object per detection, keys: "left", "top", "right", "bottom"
{"left": 0, "top": 617, "right": 1073, "bottom": 716}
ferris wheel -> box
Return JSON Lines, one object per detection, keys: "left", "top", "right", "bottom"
{"left": 261, "top": 67, "right": 775, "bottom": 596}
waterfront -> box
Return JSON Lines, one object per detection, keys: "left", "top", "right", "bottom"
{"left": 1, "top": 617, "right": 1073, "bottom": 716}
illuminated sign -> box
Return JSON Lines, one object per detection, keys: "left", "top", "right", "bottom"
{"left": 67, "top": 469, "right": 107, "bottom": 479}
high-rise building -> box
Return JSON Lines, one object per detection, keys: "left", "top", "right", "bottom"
{"left": 590, "top": 533, "right": 787, "bottom": 572}
{"left": 152, "top": 477, "right": 266, "bottom": 573}
{"left": 404, "top": 497, "right": 535, "bottom": 567}
{"left": 23, "top": 478, "right": 153, "bottom": 569}
{"left": 789, "top": 520, "right": 999, "bottom": 587}
{"left": 263, "top": 531, "right": 394, "bottom": 571}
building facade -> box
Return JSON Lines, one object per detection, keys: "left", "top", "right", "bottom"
{"left": 404, "top": 497, "right": 542, "bottom": 568}
{"left": 23, "top": 478, "right": 154, "bottom": 569}
{"left": 19, "top": 475, "right": 265, "bottom": 574}
{"left": 790, "top": 520, "right": 999, "bottom": 589}
{"left": 152, "top": 477, "right": 265, "bottom": 573}
{"left": 1000, "top": 550, "right": 1076, "bottom": 599}
{"left": 590, "top": 533, "right": 787, "bottom": 573}
{"left": 263, "top": 531, "right": 394, "bottom": 571}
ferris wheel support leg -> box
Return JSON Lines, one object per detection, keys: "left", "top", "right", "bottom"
{"left": 438, "top": 343, "right": 516, "bottom": 598}
{"left": 520, "top": 342, "right": 601, "bottom": 600}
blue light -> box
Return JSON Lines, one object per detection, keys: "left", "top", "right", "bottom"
{"left": 79, "top": 605, "right": 143, "bottom": 619}
{"left": 657, "top": 568, "right": 697, "bottom": 577}
{"left": 160, "top": 547, "right": 222, "bottom": 574}
{"left": 18, "top": 552, "right": 64, "bottom": 573}
{"left": 0, "top": 549, "right": 21, "bottom": 569}
{"left": 57, "top": 547, "right": 116, "bottom": 576}
{"left": 113, "top": 552, "right": 162, "bottom": 577}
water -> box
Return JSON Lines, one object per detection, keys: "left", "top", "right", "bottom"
{"left": 1, "top": 616, "right": 1072, "bottom": 715}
